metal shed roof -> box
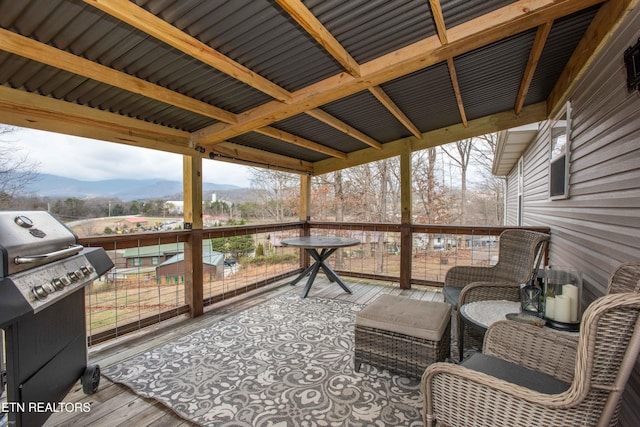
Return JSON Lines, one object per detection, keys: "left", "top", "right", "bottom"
{"left": 0, "top": 0, "right": 627, "bottom": 176}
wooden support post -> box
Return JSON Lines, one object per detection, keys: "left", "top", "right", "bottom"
{"left": 183, "top": 154, "right": 204, "bottom": 317}
{"left": 299, "top": 174, "right": 312, "bottom": 269}
{"left": 400, "top": 145, "right": 412, "bottom": 289}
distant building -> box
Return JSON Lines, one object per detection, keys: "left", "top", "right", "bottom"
{"left": 156, "top": 249, "right": 224, "bottom": 282}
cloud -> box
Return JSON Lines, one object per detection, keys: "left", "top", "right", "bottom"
{"left": 13, "top": 128, "right": 252, "bottom": 187}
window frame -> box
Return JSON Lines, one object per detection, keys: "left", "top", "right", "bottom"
{"left": 549, "top": 102, "right": 571, "bottom": 200}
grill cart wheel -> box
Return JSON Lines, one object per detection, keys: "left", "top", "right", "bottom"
{"left": 81, "top": 364, "right": 100, "bottom": 395}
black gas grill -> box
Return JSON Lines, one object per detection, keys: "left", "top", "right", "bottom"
{"left": 0, "top": 211, "right": 113, "bottom": 427}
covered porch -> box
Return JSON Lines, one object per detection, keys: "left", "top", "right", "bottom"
{"left": 2, "top": 0, "right": 640, "bottom": 426}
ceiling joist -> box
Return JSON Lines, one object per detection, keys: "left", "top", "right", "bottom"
{"left": 83, "top": 0, "right": 293, "bottom": 104}
{"left": 193, "top": 0, "right": 604, "bottom": 146}
{"left": 515, "top": 22, "right": 553, "bottom": 115}
{"left": 0, "top": 28, "right": 238, "bottom": 125}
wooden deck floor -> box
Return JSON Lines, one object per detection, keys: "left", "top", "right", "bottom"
{"left": 39, "top": 277, "right": 444, "bottom": 427}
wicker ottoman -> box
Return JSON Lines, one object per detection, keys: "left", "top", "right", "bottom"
{"left": 354, "top": 295, "right": 451, "bottom": 378}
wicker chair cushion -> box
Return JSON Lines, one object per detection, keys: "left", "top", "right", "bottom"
{"left": 356, "top": 295, "right": 451, "bottom": 341}
{"left": 462, "top": 353, "right": 570, "bottom": 394}
{"left": 442, "top": 286, "right": 462, "bottom": 310}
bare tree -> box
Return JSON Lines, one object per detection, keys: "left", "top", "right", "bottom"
{"left": 0, "top": 126, "right": 39, "bottom": 208}
{"left": 472, "top": 133, "right": 505, "bottom": 225}
{"left": 441, "top": 139, "right": 472, "bottom": 224}
{"left": 249, "top": 168, "right": 299, "bottom": 222}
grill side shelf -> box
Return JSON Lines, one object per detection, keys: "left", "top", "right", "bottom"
{"left": 0, "top": 277, "right": 32, "bottom": 328}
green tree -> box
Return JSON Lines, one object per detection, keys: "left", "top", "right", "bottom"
{"left": 210, "top": 235, "right": 255, "bottom": 261}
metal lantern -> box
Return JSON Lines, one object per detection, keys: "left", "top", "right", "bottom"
{"left": 520, "top": 279, "right": 543, "bottom": 315}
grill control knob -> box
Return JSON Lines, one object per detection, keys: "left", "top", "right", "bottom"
{"left": 52, "top": 278, "right": 65, "bottom": 290}
{"left": 60, "top": 276, "right": 71, "bottom": 287}
{"left": 42, "top": 282, "right": 56, "bottom": 294}
{"left": 81, "top": 265, "right": 94, "bottom": 276}
{"left": 68, "top": 271, "right": 79, "bottom": 282}
{"left": 32, "top": 286, "right": 48, "bottom": 300}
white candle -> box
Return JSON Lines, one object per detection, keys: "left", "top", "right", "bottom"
{"left": 545, "top": 297, "right": 556, "bottom": 320}
{"left": 555, "top": 295, "right": 571, "bottom": 323}
{"left": 563, "top": 284, "right": 579, "bottom": 322}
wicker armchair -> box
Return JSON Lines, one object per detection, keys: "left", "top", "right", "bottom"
{"left": 443, "top": 229, "right": 549, "bottom": 359}
{"left": 422, "top": 261, "right": 640, "bottom": 427}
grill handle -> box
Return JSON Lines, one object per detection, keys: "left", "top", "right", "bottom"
{"left": 14, "top": 244, "right": 84, "bottom": 265}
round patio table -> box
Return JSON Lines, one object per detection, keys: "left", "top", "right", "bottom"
{"left": 281, "top": 236, "right": 360, "bottom": 298}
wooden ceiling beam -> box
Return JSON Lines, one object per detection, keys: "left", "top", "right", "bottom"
{"left": 368, "top": 86, "right": 422, "bottom": 139}
{"left": 253, "top": 127, "right": 348, "bottom": 159}
{"left": 429, "top": 0, "right": 449, "bottom": 45}
{"left": 275, "top": 0, "right": 361, "bottom": 77}
{"left": 313, "top": 101, "right": 547, "bottom": 175}
{"left": 277, "top": 0, "right": 420, "bottom": 141}
{"left": 429, "top": 0, "right": 468, "bottom": 127}
{"left": 0, "top": 86, "right": 193, "bottom": 155}
{"left": 515, "top": 22, "right": 553, "bottom": 115}
{"left": 209, "top": 142, "right": 314, "bottom": 174}
{"left": 194, "top": 0, "right": 603, "bottom": 145}
{"left": 547, "top": 0, "right": 638, "bottom": 117}
{"left": 447, "top": 58, "right": 468, "bottom": 127}
{"left": 305, "top": 109, "right": 383, "bottom": 150}
{"left": 0, "top": 28, "right": 237, "bottom": 125}
{"left": 83, "top": 0, "right": 292, "bottom": 103}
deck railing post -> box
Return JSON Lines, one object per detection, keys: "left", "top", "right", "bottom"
{"left": 400, "top": 145, "right": 412, "bottom": 289}
{"left": 183, "top": 154, "right": 204, "bottom": 318}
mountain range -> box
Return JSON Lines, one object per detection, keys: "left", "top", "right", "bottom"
{"left": 23, "top": 174, "right": 243, "bottom": 201}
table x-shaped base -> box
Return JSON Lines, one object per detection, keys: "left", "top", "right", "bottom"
{"left": 290, "top": 248, "right": 353, "bottom": 298}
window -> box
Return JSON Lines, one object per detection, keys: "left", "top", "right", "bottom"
{"left": 549, "top": 103, "right": 571, "bottom": 199}
{"left": 517, "top": 157, "right": 524, "bottom": 225}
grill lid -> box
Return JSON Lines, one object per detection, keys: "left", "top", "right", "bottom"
{"left": 0, "top": 211, "right": 79, "bottom": 277}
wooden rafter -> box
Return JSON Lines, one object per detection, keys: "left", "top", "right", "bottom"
{"left": 276, "top": 0, "right": 421, "bottom": 141}
{"left": 274, "top": 0, "right": 361, "bottom": 77}
{"left": 515, "top": 22, "right": 553, "bottom": 115}
{"left": 210, "top": 142, "right": 314, "bottom": 174}
{"left": 0, "top": 28, "right": 237, "bottom": 125}
{"left": 313, "top": 102, "right": 547, "bottom": 175}
{"left": 0, "top": 86, "right": 192, "bottom": 154}
{"left": 429, "top": 0, "right": 468, "bottom": 127}
{"left": 83, "top": 0, "right": 292, "bottom": 103}
{"left": 193, "top": 0, "right": 603, "bottom": 146}
{"left": 254, "top": 127, "right": 348, "bottom": 159}
{"left": 367, "top": 87, "right": 422, "bottom": 139}
{"left": 84, "top": 0, "right": 360, "bottom": 162}
{"left": 547, "top": 0, "right": 637, "bottom": 117}
{"left": 429, "top": 0, "right": 449, "bottom": 45}
{"left": 305, "top": 109, "right": 382, "bottom": 150}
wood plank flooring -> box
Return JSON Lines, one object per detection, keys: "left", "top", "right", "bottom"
{"left": 33, "top": 277, "right": 444, "bottom": 427}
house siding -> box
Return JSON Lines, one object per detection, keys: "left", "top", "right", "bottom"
{"left": 504, "top": 8, "right": 640, "bottom": 426}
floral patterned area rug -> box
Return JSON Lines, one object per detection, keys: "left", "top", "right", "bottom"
{"left": 102, "top": 292, "right": 423, "bottom": 426}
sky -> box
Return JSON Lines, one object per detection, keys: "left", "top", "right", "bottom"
{"left": 10, "top": 127, "right": 253, "bottom": 187}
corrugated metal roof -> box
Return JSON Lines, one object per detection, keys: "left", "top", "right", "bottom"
{"left": 321, "top": 90, "right": 411, "bottom": 142}
{"left": 525, "top": 6, "right": 600, "bottom": 106}
{"left": 380, "top": 62, "right": 462, "bottom": 132}
{"left": 0, "top": 0, "right": 607, "bottom": 172}
{"left": 273, "top": 114, "right": 368, "bottom": 153}
{"left": 229, "top": 132, "right": 328, "bottom": 163}
{"left": 138, "top": 0, "right": 343, "bottom": 92}
{"left": 442, "top": 0, "right": 519, "bottom": 28}
{"left": 305, "top": 0, "right": 435, "bottom": 63}
{"left": 455, "top": 29, "right": 537, "bottom": 121}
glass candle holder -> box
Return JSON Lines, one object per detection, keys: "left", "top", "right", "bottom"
{"left": 543, "top": 267, "right": 582, "bottom": 331}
